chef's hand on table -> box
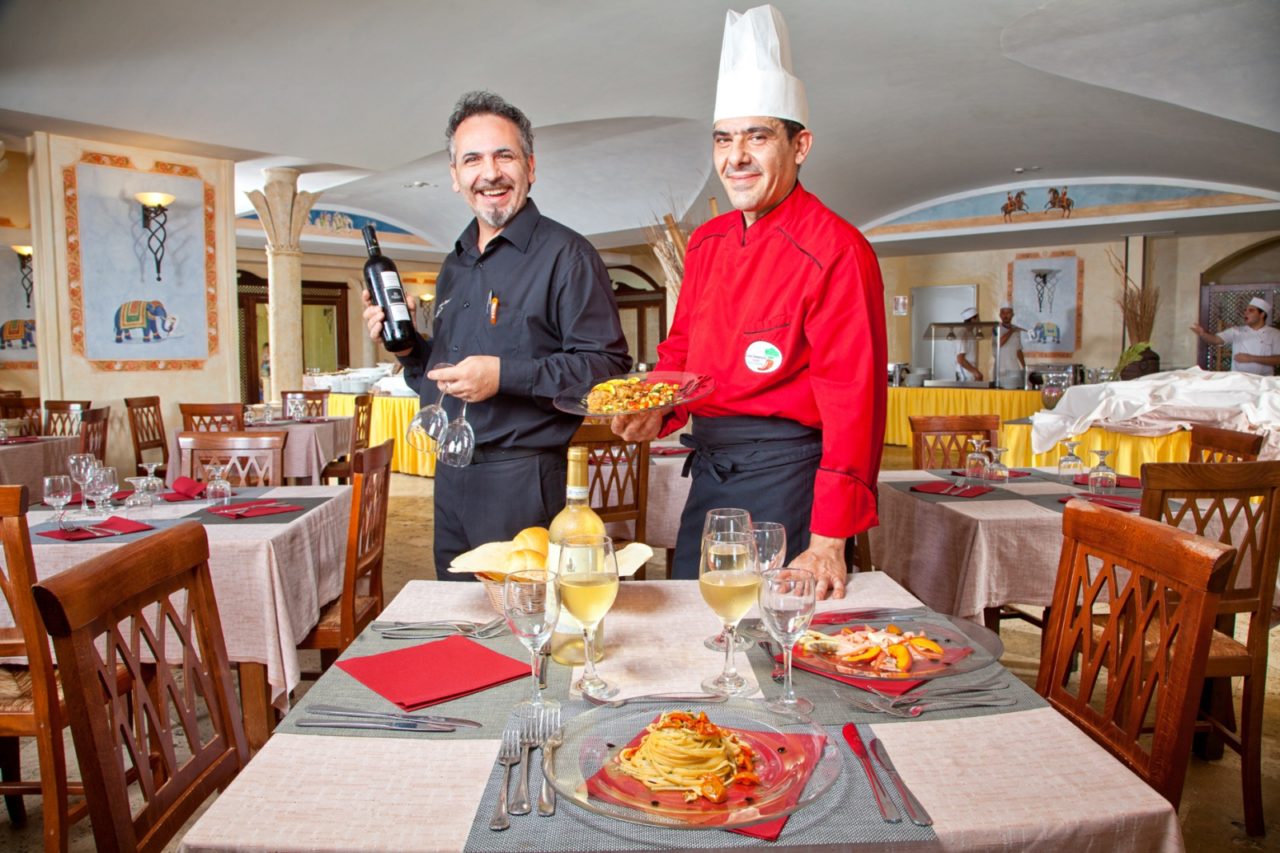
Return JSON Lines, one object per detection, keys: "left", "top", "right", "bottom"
{"left": 788, "top": 533, "right": 848, "bottom": 600}
{"left": 361, "top": 288, "right": 416, "bottom": 356}
{"left": 612, "top": 410, "right": 663, "bottom": 442}
{"left": 427, "top": 358, "right": 500, "bottom": 403}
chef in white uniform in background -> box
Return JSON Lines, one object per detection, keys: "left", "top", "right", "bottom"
{"left": 1190, "top": 296, "right": 1280, "bottom": 376}
{"left": 995, "top": 302, "right": 1026, "bottom": 388}
{"left": 954, "top": 306, "right": 982, "bottom": 382}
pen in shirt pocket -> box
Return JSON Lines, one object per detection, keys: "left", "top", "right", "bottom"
{"left": 488, "top": 292, "right": 499, "bottom": 324}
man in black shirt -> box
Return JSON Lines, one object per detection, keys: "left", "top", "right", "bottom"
{"left": 363, "top": 91, "right": 631, "bottom": 577}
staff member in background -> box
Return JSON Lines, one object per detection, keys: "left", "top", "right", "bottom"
{"left": 954, "top": 306, "right": 982, "bottom": 382}
{"left": 613, "top": 5, "right": 887, "bottom": 600}
{"left": 364, "top": 91, "right": 630, "bottom": 578}
{"left": 995, "top": 302, "right": 1026, "bottom": 388}
{"left": 1190, "top": 297, "right": 1280, "bottom": 376}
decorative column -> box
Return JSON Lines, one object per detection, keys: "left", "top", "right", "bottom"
{"left": 246, "top": 168, "right": 318, "bottom": 401}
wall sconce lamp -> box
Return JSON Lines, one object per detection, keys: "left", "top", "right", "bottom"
{"left": 135, "top": 191, "right": 175, "bottom": 282}
{"left": 10, "top": 245, "right": 32, "bottom": 308}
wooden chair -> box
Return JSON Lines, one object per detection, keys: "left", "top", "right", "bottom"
{"left": 280, "top": 389, "right": 329, "bottom": 418}
{"left": 298, "top": 439, "right": 393, "bottom": 670}
{"left": 43, "top": 401, "right": 91, "bottom": 438}
{"left": 1139, "top": 460, "right": 1280, "bottom": 835}
{"left": 77, "top": 405, "right": 110, "bottom": 460}
{"left": 177, "top": 431, "right": 286, "bottom": 488}
{"left": 0, "top": 486, "right": 90, "bottom": 849}
{"left": 320, "top": 393, "right": 373, "bottom": 484}
{"left": 570, "top": 421, "right": 651, "bottom": 579}
{"left": 1036, "top": 500, "right": 1234, "bottom": 808}
{"left": 125, "top": 396, "right": 169, "bottom": 478}
{"left": 1, "top": 397, "right": 40, "bottom": 437}
{"left": 179, "top": 402, "right": 244, "bottom": 432}
{"left": 31, "top": 521, "right": 248, "bottom": 853}
{"left": 1188, "top": 424, "right": 1265, "bottom": 463}
{"left": 908, "top": 414, "right": 1000, "bottom": 469}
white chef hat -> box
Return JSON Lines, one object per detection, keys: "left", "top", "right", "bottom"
{"left": 713, "top": 5, "right": 809, "bottom": 126}
{"left": 1249, "top": 296, "right": 1272, "bottom": 317}
{"left": 960, "top": 307, "right": 978, "bottom": 321}
{"left": 999, "top": 302, "right": 1013, "bottom": 310}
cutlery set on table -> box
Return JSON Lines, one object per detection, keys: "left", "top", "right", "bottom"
{"left": 843, "top": 724, "right": 932, "bottom": 826}
{"left": 490, "top": 706, "right": 561, "bottom": 830}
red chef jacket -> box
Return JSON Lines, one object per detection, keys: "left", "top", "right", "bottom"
{"left": 656, "top": 183, "right": 887, "bottom": 537}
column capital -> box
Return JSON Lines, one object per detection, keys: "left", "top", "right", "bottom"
{"left": 245, "top": 169, "right": 320, "bottom": 253}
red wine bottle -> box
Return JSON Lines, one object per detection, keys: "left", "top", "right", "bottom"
{"left": 362, "top": 224, "right": 416, "bottom": 351}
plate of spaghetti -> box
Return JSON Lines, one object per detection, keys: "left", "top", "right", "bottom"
{"left": 553, "top": 371, "right": 714, "bottom": 418}
{"left": 544, "top": 699, "right": 840, "bottom": 829}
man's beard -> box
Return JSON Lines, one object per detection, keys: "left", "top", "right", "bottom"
{"left": 477, "top": 205, "right": 516, "bottom": 230}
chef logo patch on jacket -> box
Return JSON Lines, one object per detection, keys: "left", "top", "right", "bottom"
{"left": 744, "top": 340, "right": 783, "bottom": 373}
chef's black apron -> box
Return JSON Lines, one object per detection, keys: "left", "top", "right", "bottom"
{"left": 671, "top": 416, "right": 823, "bottom": 580}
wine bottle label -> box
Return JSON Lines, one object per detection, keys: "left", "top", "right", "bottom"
{"left": 386, "top": 302, "right": 411, "bottom": 323}
{"left": 566, "top": 486, "right": 589, "bottom": 501}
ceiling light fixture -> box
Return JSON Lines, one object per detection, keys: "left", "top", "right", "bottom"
{"left": 403, "top": 180, "right": 436, "bottom": 189}
{"left": 135, "top": 191, "right": 175, "bottom": 282}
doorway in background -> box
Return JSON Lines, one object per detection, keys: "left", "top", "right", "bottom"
{"left": 237, "top": 271, "right": 350, "bottom": 403}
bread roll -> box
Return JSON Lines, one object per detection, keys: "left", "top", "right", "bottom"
{"left": 513, "top": 526, "right": 550, "bottom": 556}
{"left": 505, "top": 548, "right": 547, "bottom": 573}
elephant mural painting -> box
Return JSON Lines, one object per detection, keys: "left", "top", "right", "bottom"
{"left": 1030, "top": 321, "right": 1061, "bottom": 344}
{"left": 114, "top": 300, "right": 178, "bottom": 343}
{"left": 0, "top": 320, "right": 35, "bottom": 349}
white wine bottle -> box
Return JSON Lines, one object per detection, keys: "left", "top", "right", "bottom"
{"left": 550, "top": 445, "right": 607, "bottom": 665}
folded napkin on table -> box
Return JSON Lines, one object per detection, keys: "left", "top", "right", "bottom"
{"left": 949, "top": 468, "right": 1029, "bottom": 478}
{"left": 38, "top": 516, "right": 154, "bottom": 541}
{"left": 1059, "top": 494, "right": 1141, "bottom": 512}
{"left": 910, "top": 481, "right": 992, "bottom": 498}
{"left": 336, "top": 634, "right": 527, "bottom": 711}
{"left": 1073, "top": 473, "right": 1142, "bottom": 489}
{"left": 0, "top": 435, "right": 41, "bottom": 445}
{"left": 206, "top": 499, "right": 302, "bottom": 519}
{"left": 650, "top": 446, "right": 693, "bottom": 457}
{"left": 162, "top": 477, "right": 206, "bottom": 501}
{"left": 50, "top": 489, "right": 133, "bottom": 506}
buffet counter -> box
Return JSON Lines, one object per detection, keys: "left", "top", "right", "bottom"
{"left": 886, "top": 386, "right": 1043, "bottom": 445}
{"left": 328, "top": 393, "right": 434, "bottom": 477}
{"left": 1000, "top": 418, "right": 1190, "bottom": 477}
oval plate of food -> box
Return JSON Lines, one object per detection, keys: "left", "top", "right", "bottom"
{"left": 553, "top": 371, "right": 714, "bottom": 418}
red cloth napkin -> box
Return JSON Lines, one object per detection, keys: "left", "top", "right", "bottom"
{"left": 162, "top": 477, "right": 206, "bottom": 501}
{"left": 38, "top": 516, "right": 154, "bottom": 541}
{"left": 1059, "top": 494, "right": 1141, "bottom": 512}
{"left": 583, "top": 714, "right": 825, "bottom": 840}
{"left": 910, "top": 481, "right": 992, "bottom": 498}
{"left": 1073, "top": 473, "right": 1142, "bottom": 489}
{"left": 206, "top": 499, "right": 302, "bottom": 519}
{"left": 336, "top": 635, "right": 527, "bottom": 711}
{"left": 949, "top": 468, "right": 1029, "bottom": 478}
{"left": 0, "top": 435, "right": 41, "bottom": 445}
{"left": 651, "top": 446, "right": 692, "bottom": 457}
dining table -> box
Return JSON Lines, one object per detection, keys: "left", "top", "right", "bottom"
{"left": 3, "top": 484, "right": 353, "bottom": 749}
{"left": 164, "top": 416, "right": 353, "bottom": 486}
{"left": 0, "top": 434, "right": 80, "bottom": 507}
{"left": 179, "top": 572, "right": 1183, "bottom": 852}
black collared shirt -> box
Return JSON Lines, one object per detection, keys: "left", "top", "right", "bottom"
{"left": 397, "top": 199, "right": 631, "bottom": 449}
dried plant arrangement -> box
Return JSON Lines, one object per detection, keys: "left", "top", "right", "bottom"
{"left": 1107, "top": 246, "right": 1159, "bottom": 343}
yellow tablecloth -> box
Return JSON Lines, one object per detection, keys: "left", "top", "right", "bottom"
{"left": 1000, "top": 421, "right": 1191, "bottom": 477}
{"left": 328, "top": 393, "right": 434, "bottom": 477}
{"left": 886, "top": 387, "right": 1043, "bottom": 445}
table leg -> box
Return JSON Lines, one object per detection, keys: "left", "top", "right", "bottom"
{"left": 236, "top": 662, "right": 276, "bottom": 751}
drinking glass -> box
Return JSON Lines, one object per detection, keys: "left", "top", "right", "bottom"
{"left": 699, "top": 529, "right": 760, "bottom": 696}
{"left": 1088, "top": 449, "right": 1117, "bottom": 495}
{"left": 984, "top": 447, "right": 1009, "bottom": 485}
{"left": 436, "top": 402, "right": 475, "bottom": 468}
{"left": 66, "top": 453, "right": 97, "bottom": 516}
{"left": 503, "top": 569, "right": 560, "bottom": 716}
{"left": 1057, "top": 440, "right": 1084, "bottom": 485}
{"left": 123, "top": 476, "right": 153, "bottom": 517}
{"left": 85, "top": 466, "right": 117, "bottom": 517}
{"left": 964, "top": 438, "right": 988, "bottom": 485}
{"left": 556, "top": 534, "right": 619, "bottom": 699}
{"left": 752, "top": 522, "right": 787, "bottom": 572}
{"left": 205, "top": 463, "right": 233, "bottom": 505}
{"left": 406, "top": 362, "right": 454, "bottom": 453}
{"left": 759, "top": 568, "right": 816, "bottom": 715}
{"left": 43, "top": 475, "right": 72, "bottom": 524}
{"left": 701, "top": 508, "right": 754, "bottom": 652}
{"left": 244, "top": 406, "right": 258, "bottom": 427}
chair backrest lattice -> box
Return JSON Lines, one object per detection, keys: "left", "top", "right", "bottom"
{"left": 179, "top": 403, "right": 244, "bottom": 433}
{"left": 77, "top": 406, "right": 110, "bottom": 460}
{"left": 4, "top": 396, "right": 42, "bottom": 436}
{"left": 44, "top": 400, "right": 92, "bottom": 437}
{"left": 1187, "top": 424, "right": 1266, "bottom": 463}
{"left": 342, "top": 440, "right": 394, "bottom": 637}
{"left": 177, "top": 431, "right": 285, "bottom": 487}
{"left": 351, "top": 394, "right": 373, "bottom": 454}
{"left": 570, "top": 422, "right": 650, "bottom": 580}
{"left": 1037, "top": 500, "right": 1234, "bottom": 806}
{"left": 908, "top": 414, "right": 1001, "bottom": 469}
{"left": 125, "top": 396, "right": 169, "bottom": 474}
{"left": 281, "top": 390, "right": 330, "bottom": 418}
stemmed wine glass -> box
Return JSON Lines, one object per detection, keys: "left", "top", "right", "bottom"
{"left": 406, "top": 362, "right": 454, "bottom": 453}
{"left": 701, "top": 508, "right": 754, "bottom": 652}
{"left": 556, "top": 534, "right": 619, "bottom": 699}
{"left": 205, "top": 463, "right": 233, "bottom": 505}
{"left": 66, "top": 453, "right": 97, "bottom": 517}
{"left": 436, "top": 401, "right": 475, "bottom": 468}
{"left": 123, "top": 476, "right": 153, "bottom": 517}
{"left": 752, "top": 522, "right": 787, "bottom": 572}
{"left": 1088, "top": 449, "right": 1117, "bottom": 495}
{"left": 140, "top": 461, "right": 165, "bottom": 496}
{"left": 85, "top": 466, "right": 117, "bottom": 518}
{"left": 503, "top": 569, "right": 560, "bottom": 717}
{"left": 984, "top": 447, "right": 1009, "bottom": 485}
{"left": 964, "top": 438, "right": 988, "bottom": 485}
{"left": 759, "top": 567, "right": 816, "bottom": 715}
{"left": 43, "top": 475, "right": 72, "bottom": 525}
{"left": 699, "top": 529, "right": 760, "bottom": 696}
{"left": 1058, "top": 440, "right": 1084, "bottom": 485}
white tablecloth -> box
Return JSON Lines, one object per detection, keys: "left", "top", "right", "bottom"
{"left": 166, "top": 418, "right": 353, "bottom": 485}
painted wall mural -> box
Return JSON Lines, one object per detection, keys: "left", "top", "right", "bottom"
{"left": 63, "top": 153, "right": 218, "bottom": 370}
{"left": 0, "top": 247, "right": 35, "bottom": 369}
{"left": 236, "top": 208, "right": 431, "bottom": 249}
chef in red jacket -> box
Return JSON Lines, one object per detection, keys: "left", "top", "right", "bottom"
{"left": 614, "top": 5, "right": 887, "bottom": 598}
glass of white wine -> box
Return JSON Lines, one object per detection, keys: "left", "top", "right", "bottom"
{"left": 759, "top": 568, "right": 816, "bottom": 715}
{"left": 701, "top": 508, "right": 754, "bottom": 653}
{"left": 556, "top": 533, "right": 619, "bottom": 699}
{"left": 503, "top": 569, "right": 560, "bottom": 716}
{"left": 699, "top": 529, "right": 760, "bottom": 696}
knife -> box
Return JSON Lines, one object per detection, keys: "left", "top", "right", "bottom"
{"left": 870, "top": 738, "right": 932, "bottom": 826}
{"left": 296, "top": 719, "right": 455, "bottom": 733}
{"left": 306, "top": 703, "right": 482, "bottom": 729}
{"left": 842, "top": 723, "right": 901, "bottom": 823}
{"left": 812, "top": 607, "right": 928, "bottom": 625}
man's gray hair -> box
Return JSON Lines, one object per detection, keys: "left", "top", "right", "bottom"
{"left": 445, "top": 91, "right": 535, "bottom": 161}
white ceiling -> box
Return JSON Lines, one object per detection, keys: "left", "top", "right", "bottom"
{"left": 1, "top": 0, "right": 1277, "bottom": 259}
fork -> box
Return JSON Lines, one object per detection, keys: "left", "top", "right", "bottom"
{"left": 537, "top": 705, "right": 561, "bottom": 816}
{"left": 489, "top": 728, "right": 521, "bottom": 831}
{"left": 509, "top": 716, "right": 539, "bottom": 815}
